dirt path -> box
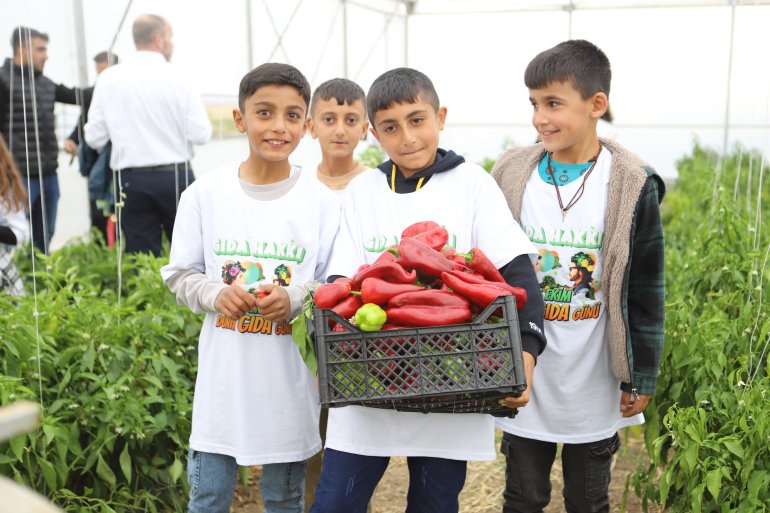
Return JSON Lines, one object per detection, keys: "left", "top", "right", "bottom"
{"left": 232, "top": 427, "right": 648, "bottom": 513}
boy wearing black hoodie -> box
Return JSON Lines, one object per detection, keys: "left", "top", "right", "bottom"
{"left": 309, "top": 67, "right": 546, "bottom": 513}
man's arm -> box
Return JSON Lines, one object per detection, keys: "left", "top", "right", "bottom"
{"left": 54, "top": 83, "right": 79, "bottom": 105}
{"left": 83, "top": 84, "right": 109, "bottom": 152}
{"left": 65, "top": 87, "right": 93, "bottom": 148}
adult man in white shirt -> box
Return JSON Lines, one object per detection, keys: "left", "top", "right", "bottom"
{"left": 85, "top": 14, "right": 212, "bottom": 255}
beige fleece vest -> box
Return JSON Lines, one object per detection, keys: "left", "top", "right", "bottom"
{"left": 491, "top": 138, "right": 650, "bottom": 385}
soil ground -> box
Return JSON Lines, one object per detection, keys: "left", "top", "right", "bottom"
{"left": 232, "top": 427, "right": 648, "bottom": 513}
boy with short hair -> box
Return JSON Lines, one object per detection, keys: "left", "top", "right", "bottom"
{"left": 160, "top": 63, "right": 340, "bottom": 513}
{"left": 304, "top": 76, "right": 373, "bottom": 513}
{"left": 309, "top": 67, "right": 546, "bottom": 513}
{"left": 307, "top": 78, "right": 370, "bottom": 191}
{"left": 491, "top": 40, "right": 665, "bottom": 512}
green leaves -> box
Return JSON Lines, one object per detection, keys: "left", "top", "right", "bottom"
{"left": 631, "top": 144, "right": 770, "bottom": 512}
{"left": 1, "top": 242, "right": 199, "bottom": 511}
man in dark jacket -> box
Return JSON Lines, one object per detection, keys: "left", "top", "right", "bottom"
{"left": 0, "top": 26, "right": 80, "bottom": 253}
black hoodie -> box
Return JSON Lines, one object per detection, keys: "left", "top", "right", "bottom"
{"left": 377, "top": 148, "right": 465, "bottom": 193}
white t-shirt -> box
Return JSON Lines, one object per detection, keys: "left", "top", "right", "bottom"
{"left": 325, "top": 163, "right": 536, "bottom": 461}
{"left": 496, "top": 148, "right": 643, "bottom": 444}
{"left": 161, "top": 163, "right": 340, "bottom": 465}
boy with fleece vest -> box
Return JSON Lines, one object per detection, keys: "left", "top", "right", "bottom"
{"left": 491, "top": 40, "right": 665, "bottom": 512}
{"left": 310, "top": 67, "right": 546, "bottom": 513}
{"left": 161, "top": 63, "right": 340, "bottom": 513}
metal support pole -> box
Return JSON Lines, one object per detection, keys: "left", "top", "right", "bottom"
{"left": 342, "top": 0, "right": 348, "bottom": 78}
{"left": 245, "top": 0, "right": 254, "bottom": 70}
{"left": 722, "top": 0, "right": 737, "bottom": 157}
{"left": 71, "top": 0, "right": 89, "bottom": 86}
{"left": 404, "top": 0, "right": 415, "bottom": 67}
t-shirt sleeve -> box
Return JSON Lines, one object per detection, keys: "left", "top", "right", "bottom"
{"left": 160, "top": 185, "right": 206, "bottom": 281}
{"left": 472, "top": 168, "right": 536, "bottom": 267}
{"left": 314, "top": 191, "right": 341, "bottom": 282}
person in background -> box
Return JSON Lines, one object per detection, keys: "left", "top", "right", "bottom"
{"left": 64, "top": 51, "right": 119, "bottom": 246}
{"left": 0, "top": 26, "right": 80, "bottom": 253}
{"left": 85, "top": 14, "right": 212, "bottom": 255}
{"left": 303, "top": 77, "right": 373, "bottom": 513}
{"left": 492, "top": 39, "right": 665, "bottom": 513}
{"left": 0, "top": 136, "right": 29, "bottom": 296}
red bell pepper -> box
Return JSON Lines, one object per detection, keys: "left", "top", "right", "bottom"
{"left": 352, "top": 260, "right": 417, "bottom": 288}
{"left": 331, "top": 295, "right": 363, "bottom": 321}
{"left": 314, "top": 281, "right": 352, "bottom": 309}
{"left": 442, "top": 270, "right": 527, "bottom": 309}
{"left": 441, "top": 271, "right": 512, "bottom": 309}
{"left": 387, "top": 289, "right": 470, "bottom": 309}
{"left": 454, "top": 247, "right": 506, "bottom": 283}
{"left": 385, "top": 305, "right": 471, "bottom": 327}
{"left": 358, "top": 278, "right": 425, "bottom": 306}
{"left": 390, "top": 237, "right": 453, "bottom": 280}
{"left": 440, "top": 247, "right": 457, "bottom": 259}
{"left": 372, "top": 248, "right": 397, "bottom": 266}
{"left": 401, "top": 221, "right": 449, "bottom": 251}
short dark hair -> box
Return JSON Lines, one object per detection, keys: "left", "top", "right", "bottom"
{"left": 238, "top": 63, "right": 311, "bottom": 112}
{"left": 524, "top": 39, "right": 611, "bottom": 100}
{"left": 10, "top": 27, "right": 48, "bottom": 51}
{"left": 93, "top": 51, "right": 119, "bottom": 66}
{"left": 310, "top": 78, "right": 366, "bottom": 118}
{"left": 366, "top": 67, "right": 439, "bottom": 122}
{"left": 132, "top": 14, "right": 167, "bottom": 47}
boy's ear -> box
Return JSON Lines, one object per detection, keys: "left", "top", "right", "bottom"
{"left": 232, "top": 108, "right": 246, "bottom": 133}
{"left": 369, "top": 126, "right": 381, "bottom": 145}
{"left": 360, "top": 120, "right": 370, "bottom": 141}
{"left": 589, "top": 92, "right": 609, "bottom": 120}
{"left": 306, "top": 116, "right": 318, "bottom": 139}
{"left": 437, "top": 106, "right": 448, "bottom": 131}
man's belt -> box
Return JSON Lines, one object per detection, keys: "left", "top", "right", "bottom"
{"left": 122, "top": 162, "right": 191, "bottom": 172}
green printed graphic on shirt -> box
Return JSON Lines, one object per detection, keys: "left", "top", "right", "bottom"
{"left": 526, "top": 225, "right": 605, "bottom": 324}
{"left": 362, "top": 232, "right": 458, "bottom": 253}
{"left": 214, "top": 238, "right": 307, "bottom": 264}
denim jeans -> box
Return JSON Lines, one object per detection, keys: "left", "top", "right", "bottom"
{"left": 24, "top": 174, "right": 59, "bottom": 253}
{"left": 187, "top": 449, "right": 307, "bottom": 513}
{"left": 309, "top": 448, "right": 467, "bottom": 513}
{"left": 500, "top": 432, "right": 620, "bottom": 513}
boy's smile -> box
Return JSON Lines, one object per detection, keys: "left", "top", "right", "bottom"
{"left": 529, "top": 80, "right": 606, "bottom": 164}
{"left": 308, "top": 98, "right": 368, "bottom": 161}
{"left": 371, "top": 97, "right": 447, "bottom": 178}
{"left": 233, "top": 84, "right": 308, "bottom": 169}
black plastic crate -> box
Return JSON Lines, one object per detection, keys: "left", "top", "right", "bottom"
{"left": 314, "top": 295, "right": 526, "bottom": 418}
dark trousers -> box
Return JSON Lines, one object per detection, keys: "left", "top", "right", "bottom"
{"left": 309, "top": 448, "right": 467, "bottom": 513}
{"left": 25, "top": 174, "right": 60, "bottom": 253}
{"left": 89, "top": 200, "right": 110, "bottom": 244}
{"left": 500, "top": 432, "right": 620, "bottom": 513}
{"left": 119, "top": 165, "right": 193, "bottom": 255}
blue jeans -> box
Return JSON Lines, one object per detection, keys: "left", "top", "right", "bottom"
{"left": 500, "top": 432, "right": 621, "bottom": 513}
{"left": 24, "top": 174, "right": 59, "bottom": 253}
{"left": 309, "top": 448, "right": 467, "bottom": 513}
{"left": 187, "top": 449, "right": 307, "bottom": 513}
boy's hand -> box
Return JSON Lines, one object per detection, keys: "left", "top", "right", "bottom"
{"left": 499, "top": 351, "right": 536, "bottom": 409}
{"left": 215, "top": 285, "right": 258, "bottom": 320}
{"left": 253, "top": 284, "right": 290, "bottom": 322}
{"left": 620, "top": 391, "right": 651, "bottom": 417}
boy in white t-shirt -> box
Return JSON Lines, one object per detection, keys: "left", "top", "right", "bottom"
{"left": 160, "top": 63, "right": 340, "bottom": 513}
{"left": 304, "top": 77, "right": 373, "bottom": 513}
{"left": 491, "top": 40, "right": 665, "bottom": 512}
{"left": 309, "top": 67, "right": 546, "bottom": 513}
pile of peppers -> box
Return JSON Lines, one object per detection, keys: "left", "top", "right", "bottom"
{"left": 313, "top": 220, "right": 528, "bottom": 331}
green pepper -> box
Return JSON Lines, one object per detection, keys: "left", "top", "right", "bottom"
{"left": 354, "top": 303, "right": 387, "bottom": 332}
